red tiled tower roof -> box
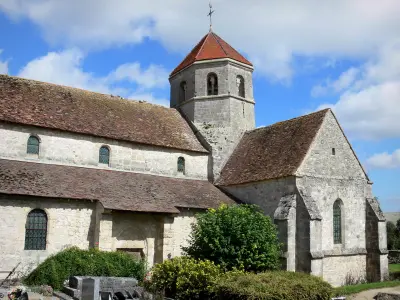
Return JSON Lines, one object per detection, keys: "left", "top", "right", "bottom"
{"left": 170, "top": 31, "right": 253, "bottom": 77}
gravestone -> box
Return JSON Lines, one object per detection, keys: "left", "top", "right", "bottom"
{"left": 82, "top": 278, "right": 99, "bottom": 300}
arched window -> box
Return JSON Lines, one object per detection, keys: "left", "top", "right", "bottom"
{"left": 177, "top": 157, "right": 185, "bottom": 174}
{"left": 27, "top": 135, "right": 40, "bottom": 155}
{"left": 207, "top": 73, "right": 218, "bottom": 96}
{"left": 25, "top": 209, "right": 47, "bottom": 250}
{"left": 99, "top": 146, "right": 110, "bottom": 165}
{"left": 179, "top": 81, "right": 187, "bottom": 103}
{"left": 236, "top": 75, "right": 245, "bottom": 98}
{"left": 333, "top": 200, "right": 342, "bottom": 244}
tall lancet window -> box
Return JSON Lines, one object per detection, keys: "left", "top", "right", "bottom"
{"left": 236, "top": 75, "right": 245, "bottom": 98}
{"left": 179, "top": 81, "right": 187, "bottom": 103}
{"left": 333, "top": 200, "right": 343, "bottom": 244}
{"left": 177, "top": 157, "right": 185, "bottom": 174}
{"left": 207, "top": 73, "right": 218, "bottom": 96}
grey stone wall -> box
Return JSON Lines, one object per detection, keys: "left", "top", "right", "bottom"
{"left": 0, "top": 195, "right": 96, "bottom": 278}
{"left": 296, "top": 110, "right": 386, "bottom": 285}
{"left": 296, "top": 111, "right": 370, "bottom": 252}
{"left": 223, "top": 177, "right": 296, "bottom": 218}
{"left": 0, "top": 122, "right": 209, "bottom": 180}
{"left": 170, "top": 60, "right": 255, "bottom": 180}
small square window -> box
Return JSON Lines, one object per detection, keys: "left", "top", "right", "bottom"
{"left": 332, "top": 148, "right": 336, "bottom": 155}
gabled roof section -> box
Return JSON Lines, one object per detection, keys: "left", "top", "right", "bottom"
{"left": 170, "top": 31, "right": 253, "bottom": 77}
{"left": 0, "top": 159, "right": 235, "bottom": 213}
{"left": 216, "top": 109, "right": 330, "bottom": 186}
{"left": 0, "top": 75, "right": 207, "bottom": 153}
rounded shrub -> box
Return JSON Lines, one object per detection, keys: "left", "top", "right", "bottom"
{"left": 23, "top": 247, "right": 146, "bottom": 290}
{"left": 144, "top": 256, "right": 221, "bottom": 299}
{"left": 183, "top": 204, "right": 281, "bottom": 272}
{"left": 213, "top": 271, "right": 333, "bottom": 300}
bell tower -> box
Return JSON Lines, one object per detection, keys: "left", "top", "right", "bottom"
{"left": 169, "top": 30, "right": 255, "bottom": 181}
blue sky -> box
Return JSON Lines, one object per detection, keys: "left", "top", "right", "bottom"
{"left": 0, "top": 0, "right": 399, "bottom": 212}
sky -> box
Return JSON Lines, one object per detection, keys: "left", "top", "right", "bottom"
{"left": 0, "top": 0, "right": 399, "bottom": 212}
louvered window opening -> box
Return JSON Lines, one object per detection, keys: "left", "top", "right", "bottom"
{"left": 178, "top": 157, "right": 185, "bottom": 173}
{"left": 99, "top": 146, "right": 110, "bottom": 165}
{"left": 333, "top": 202, "right": 342, "bottom": 244}
{"left": 27, "top": 136, "right": 40, "bottom": 155}
{"left": 25, "top": 209, "right": 47, "bottom": 250}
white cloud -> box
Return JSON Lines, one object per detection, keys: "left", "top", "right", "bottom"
{"left": 17, "top": 49, "right": 169, "bottom": 106}
{"left": 316, "top": 41, "right": 400, "bottom": 140}
{"left": 367, "top": 149, "right": 400, "bottom": 169}
{"left": 311, "top": 67, "right": 360, "bottom": 97}
{"left": 0, "top": 50, "right": 9, "bottom": 74}
{"left": 1, "top": 0, "right": 400, "bottom": 81}
{"left": 108, "top": 63, "right": 169, "bottom": 90}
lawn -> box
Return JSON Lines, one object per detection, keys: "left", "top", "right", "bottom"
{"left": 390, "top": 264, "right": 400, "bottom": 273}
{"left": 334, "top": 280, "right": 400, "bottom": 296}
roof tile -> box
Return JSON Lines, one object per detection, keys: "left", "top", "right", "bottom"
{"left": 170, "top": 31, "right": 252, "bottom": 76}
{"left": 217, "top": 109, "right": 330, "bottom": 186}
{"left": 0, "top": 75, "right": 207, "bottom": 153}
{"left": 0, "top": 159, "right": 235, "bottom": 213}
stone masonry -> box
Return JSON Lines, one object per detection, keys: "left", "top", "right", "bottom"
{"left": 0, "top": 122, "right": 208, "bottom": 180}
{"left": 170, "top": 60, "right": 255, "bottom": 180}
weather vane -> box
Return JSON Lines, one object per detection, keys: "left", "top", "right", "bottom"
{"left": 208, "top": 1, "right": 215, "bottom": 31}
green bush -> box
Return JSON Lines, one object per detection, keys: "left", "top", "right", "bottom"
{"left": 183, "top": 204, "right": 281, "bottom": 272}
{"left": 144, "top": 256, "right": 222, "bottom": 299}
{"left": 213, "top": 271, "right": 333, "bottom": 300}
{"left": 24, "top": 247, "right": 146, "bottom": 290}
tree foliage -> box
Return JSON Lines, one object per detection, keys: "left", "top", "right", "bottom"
{"left": 387, "top": 220, "right": 400, "bottom": 250}
{"left": 182, "top": 204, "right": 281, "bottom": 272}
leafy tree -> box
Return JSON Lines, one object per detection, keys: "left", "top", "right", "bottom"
{"left": 182, "top": 204, "right": 281, "bottom": 272}
{"left": 397, "top": 219, "right": 400, "bottom": 233}
{"left": 387, "top": 221, "right": 400, "bottom": 250}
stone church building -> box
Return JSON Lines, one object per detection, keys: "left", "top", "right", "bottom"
{"left": 0, "top": 30, "right": 388, "bottom": 286}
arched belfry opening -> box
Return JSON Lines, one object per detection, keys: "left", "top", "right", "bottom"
{"left": 236, "top": 75, "right": 245, "bottom": 98}
{"left": 207, "top": 73, "right": 218, "bottom": 96}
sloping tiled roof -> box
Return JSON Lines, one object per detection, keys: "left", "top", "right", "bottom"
{"left": 217, "top": 109, "right": 330, "bottom": 186}
{"left": 0, "top": 159, "right": 235, "bottom": 213}
{"left": 0, "top": 75, "right": 207, "bottom": 153}
{"left": 170, "top": 31, "right": 253, "bottom": 77}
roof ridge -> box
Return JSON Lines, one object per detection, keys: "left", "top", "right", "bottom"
{"left": 250, "top": 108, "right": 331, "bottom": 133}
{"left": 211, "top": 31, "right": 228, "bottom": 57}
{"left": 196, "top": 32, "right": 211, "bottom": 60}
{"left": 0, "top": 74, "right": 171, "bottom": 110}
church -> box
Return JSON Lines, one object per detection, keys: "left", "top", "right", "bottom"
{"left": 0, "top": 29, "right": 388, "bottom": 287}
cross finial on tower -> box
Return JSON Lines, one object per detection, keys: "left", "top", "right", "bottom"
{"left": 207, "top": 1, "right": 215, "bottom": 31}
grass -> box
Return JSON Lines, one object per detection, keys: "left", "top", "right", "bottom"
{"left": 334, "top": 280, "right": 400, "bottom": 296}
{"left": 390, "top": 264, "right": 400, "bottom": 273}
